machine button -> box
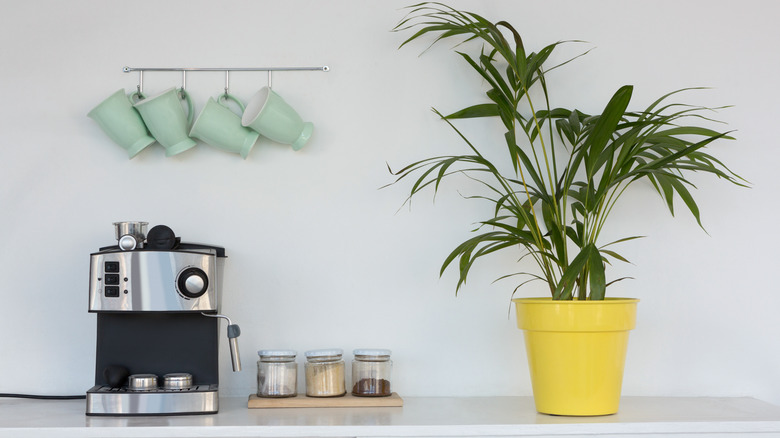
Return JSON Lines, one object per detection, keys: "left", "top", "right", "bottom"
{"left": 177, "top": 268, "right": 209, "bottom": 299}
{"left": 104, "top": 274, "right": 120, "bottom": 285}
{"left": 105, "top": 286, "right": 120, "bottom": 297}
{"left": 104, "top": 261, "right": 120, "bottom": 273}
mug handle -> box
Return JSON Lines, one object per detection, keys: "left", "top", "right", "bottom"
{"left": 129, "top": 91, "right": 145, "bottom": 104}
{"left": 218, "top": 93, "right": 246, "bottom": 114}
{"left": 178, "top": 88, "right": 195, "bottom": 125}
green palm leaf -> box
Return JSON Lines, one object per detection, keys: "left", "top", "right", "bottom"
{"left": 390, "top": 2, "right": 746, "bottom": 300}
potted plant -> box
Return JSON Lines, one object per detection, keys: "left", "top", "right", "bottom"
{"left": 391, "top": 2, "right": 745, "bottom": 415}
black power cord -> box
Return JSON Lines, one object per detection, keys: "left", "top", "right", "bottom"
{"left": 0, "top": 393, "right": 85, "bottom": 400}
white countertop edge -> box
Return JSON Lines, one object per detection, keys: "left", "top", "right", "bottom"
{"left": 2, "top": 396, "right": 780, "bottom": 438}
{"left": 4, "top": 421, "right": 780, "bottom": 438}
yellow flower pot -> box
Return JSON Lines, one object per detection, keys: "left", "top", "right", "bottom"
{"left": 513, "top": 297, "right": 638, "bottom": 416}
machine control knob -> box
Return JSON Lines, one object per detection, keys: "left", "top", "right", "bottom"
{"left": 177, "top": 267, "right": 209, "bottom": 298}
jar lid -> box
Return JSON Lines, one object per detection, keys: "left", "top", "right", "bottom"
{"left": 304, "top": 348, "right": 343, "bottom": 359}
{"left": 353, "top": 348, "right": 392, "bottom": 358}
{"left": 258, "top": 349, "right": 297, "bottom": 358}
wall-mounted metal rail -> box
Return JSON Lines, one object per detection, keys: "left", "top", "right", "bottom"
{"left": 122, "top": 65, "right": 330, "bottom": 94}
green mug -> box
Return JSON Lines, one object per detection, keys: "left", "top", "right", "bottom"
{"left": 241, "top": 87, "right": 313, "bottom": 151}
{"left": 87, "top": 89, "right": 155, "bottom": 158}
{"left": 190, "top": 94, "right": 259, "bottom": 159}
{"left": 133, "top": 87, "right": 197, "bottom": 157}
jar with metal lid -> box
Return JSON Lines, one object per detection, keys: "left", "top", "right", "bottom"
{"left": 351, "top": 349, "right": 392, "bottom": 397}
{"left": 257, "top": 350, "right": 297, "bottom": 397}
{"left": 304, "top": 348, "right": 346, "bottom": 397}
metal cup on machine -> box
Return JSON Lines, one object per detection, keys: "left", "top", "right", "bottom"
{"left": 113, "top": 221, "right": 148, "bottom": 251}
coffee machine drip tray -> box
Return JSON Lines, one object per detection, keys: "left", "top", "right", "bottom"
{"left": 86, "top": 384, "right": 218, "bottom": 416}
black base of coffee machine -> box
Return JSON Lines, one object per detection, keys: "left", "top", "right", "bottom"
{"left": 86, "top": 313, "right": 220, "bottom": 416}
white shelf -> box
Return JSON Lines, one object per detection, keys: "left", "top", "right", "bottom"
{"left": 0, "top": 396, "right": 779, "bottom": 437}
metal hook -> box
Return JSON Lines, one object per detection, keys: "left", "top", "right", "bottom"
{"left": 137, "top": 70, "right": 144, "bottom": 94}
{"left": 268, "top": 70, "right": 273, "bottom": 89}
{"left": 224, "top": 70, "right": 230, "bottom": 96}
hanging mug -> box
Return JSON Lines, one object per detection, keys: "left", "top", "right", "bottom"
{"left": 88, "top": 89, "right": 155, "bottom": 158}
{"left": 190, "top": 94, "right": 259, "bottom": 159}
{"left": 133, "top": 87, "right": 197, "bottom": 157}
{"left": 241, "top": 87, "right": 313, "bottom": 151}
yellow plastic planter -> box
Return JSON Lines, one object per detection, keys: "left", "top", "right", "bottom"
{"left": 513, "top": 297, "right": 638, "bottom": 416}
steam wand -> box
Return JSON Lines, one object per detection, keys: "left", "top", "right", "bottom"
{"left": 201, "top": 313, "right": 242, "bottom": 372}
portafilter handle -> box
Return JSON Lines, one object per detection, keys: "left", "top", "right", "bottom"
{"left": 201, "top": 313, "right": 242, "bottom": 372}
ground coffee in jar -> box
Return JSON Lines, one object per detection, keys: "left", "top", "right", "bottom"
{"left": 304, "top": 349, "right": 346, "bottom": 397}
{"left": 351, "top": 349, "right": 392, "bottom": 397}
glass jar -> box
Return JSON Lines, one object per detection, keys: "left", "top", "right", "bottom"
{"left": 351, "top": 349, "right": 392, "bottom": 396}
{"left": 257, "top": 350, "right": 297, "bottom": 398}
{"left": 304, "top": 348, "right": 346, "bottom": 397}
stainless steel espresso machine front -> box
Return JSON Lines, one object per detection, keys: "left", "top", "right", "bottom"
{"left": 86, "top": 223, "right": 241, "bottom": 416}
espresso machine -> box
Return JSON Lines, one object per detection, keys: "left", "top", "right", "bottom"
{"left": 86, "top": 222, "right": 241, "bottom": 416}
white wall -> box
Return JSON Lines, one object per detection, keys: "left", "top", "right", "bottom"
{"left": 1, "top": 0, "right": 778, "bottom": 406}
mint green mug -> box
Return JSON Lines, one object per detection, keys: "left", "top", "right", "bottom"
{"left": 241, "top": 87, "right": 313, "bottom": 151}
{"left": 88, "top": 89, "right": 155, "bottom": 158}
{"left": 190, "top": 94, "right": 259, "bottom": 159}
{"left": 133, "top": 87, "right": 197, "bottom": 157}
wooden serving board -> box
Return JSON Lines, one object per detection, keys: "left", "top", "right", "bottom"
{"left": 248, "top": 392, "right": 403, "bottom": 408}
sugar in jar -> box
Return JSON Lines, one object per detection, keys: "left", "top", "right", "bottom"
{"left": 257, "top": 350, "right": 297, "bottom": 398}
{"left": 304, "top": 349, "right": 346, "bottom": 397}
